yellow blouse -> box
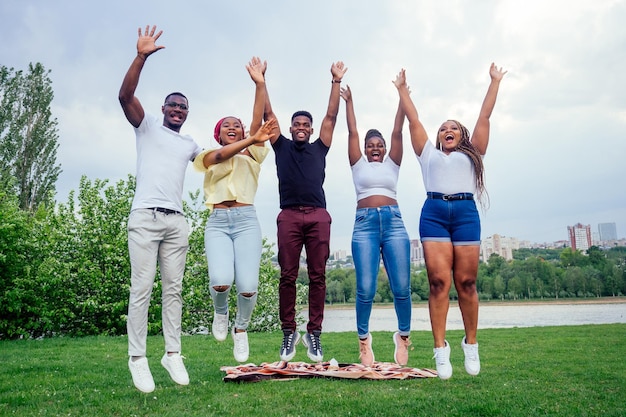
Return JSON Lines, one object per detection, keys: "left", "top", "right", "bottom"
{"left": 193, "top": 145, "right": 269, "bottom": 211}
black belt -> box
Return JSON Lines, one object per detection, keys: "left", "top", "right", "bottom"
{"left": 427, "top": 192, "right": 474, "bottom": 201}
{"left": 149, "top": 207, "right": 182, "bottom": 215}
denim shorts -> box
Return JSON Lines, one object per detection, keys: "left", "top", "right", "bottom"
{"left": 419, "top": 198, "right": 481, "bottom": 245}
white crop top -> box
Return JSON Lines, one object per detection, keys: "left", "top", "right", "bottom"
{"left": 351, "top": 156, "right": 399, "bottom": 201}
{"left": 417, "top": 140, "right": 478, "bottom": 194}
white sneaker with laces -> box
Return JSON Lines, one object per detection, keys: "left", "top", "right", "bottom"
{"left": 212, "top": 312, "right": 229, "bottom": 341}
{"left": 232, "top": 328, "right": 250, "bottom": 363}
{"left": 128, "top": 357, "right": 155, "bottom": 393}
{"left": 461, "top": 337, "right": 481, "bottom": 375}
{"left": 433, "top": 340, "right": 452, "bottom": 380}
{"left": 161, "top": 353, "right": 189, "bottom": 385}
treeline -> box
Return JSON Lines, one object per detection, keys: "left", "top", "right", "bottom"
{"left": 320, "top": 246, "right": 626, "bottom": 304}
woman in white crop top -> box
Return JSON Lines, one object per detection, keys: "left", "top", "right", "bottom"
{"left": 340, "top": 78, "right": 412, "bottom": 367}
{"left": 395, "top": 64, "right": 507, "bottom": 379}
{"left": 193, "top": 57, "right": 277, "bottom": 363}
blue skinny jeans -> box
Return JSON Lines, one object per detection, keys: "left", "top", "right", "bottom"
{"left": 351, "top": 205, "right": 412, "bottom": 338}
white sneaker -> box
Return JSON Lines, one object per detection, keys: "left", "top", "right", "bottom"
{"left": 212, "top": 312, "right": 229, "bottom": 341}
{"left": 161, "top": 353, "right": 189, "bottom": 386}
{"left": 232, "top": 328, "right": 250, "bottom": 363}
{"left": 461, "top": 337, "right": 481, "bottom": 375}
{"left": 433, "top": 340, "right": 452, "bottom": 380}
{"left": 128, "top": 357, "right": 155, "bottom": 393}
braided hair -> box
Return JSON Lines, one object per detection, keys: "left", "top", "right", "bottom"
{"left": 436, "top": 120, "right": 489, "bottom": 208}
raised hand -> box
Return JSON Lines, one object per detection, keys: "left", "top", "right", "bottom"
{"left": 136, "top": 25, "right": 164, "bottom": 59}
{"left": 489, "top": 62, "right": 507, "bottom": 81}
{"left": 392, "top": 69, "right": 407, "bottom": 89}
{"left": 339, "top": 85, "right": 352, "bottom": 102}
{"left": 251, "top": 118, "right": 278, "bottom": 143}
{"left": 246, "top": 56, "right": 267, "bottom": 84}
{"left": 331, "top": 61, "right": 348, "bottom": 81}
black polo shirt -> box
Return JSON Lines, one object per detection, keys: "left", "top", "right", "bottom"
{"left": 272, "top": 134, "right": 329, "bottom": 209}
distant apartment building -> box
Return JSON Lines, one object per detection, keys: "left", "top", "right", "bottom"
{"left": 481, "top": 234, "right": 519, "bottom": 261}
{"left": 598, "top": 222, "right": 618, "bottom": 242}
{"left": 591, "top": 231, "right": 600, "bottom": 245}
{"left": 332, "top": 249, "right": 348, "bottom": 262}
{"left": 409, "top": 239, "right": 424, "bottom": 266}
{"left": 567, "top": 223, "right": 592, "bottom": 251}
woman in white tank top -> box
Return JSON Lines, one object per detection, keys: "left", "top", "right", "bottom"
{"left": 340, "top": 78, "right": 412, "bottom": 368}
{"left": 395, "top": 64, "right": 507, "bottom": 379}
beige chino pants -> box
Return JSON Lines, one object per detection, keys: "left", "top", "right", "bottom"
{"left": 126, "top": 208, "right": 189, "bottom": 357}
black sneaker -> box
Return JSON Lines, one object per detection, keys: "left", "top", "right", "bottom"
{"left": 302, "top": 330, "right": 323, "bottom": 362}
{"left": 279, "top": 330, "right": 300, "bottom": 361}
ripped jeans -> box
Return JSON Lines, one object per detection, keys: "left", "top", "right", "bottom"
{"left": 204, "top": 205, "right": 262, "bottom": 330}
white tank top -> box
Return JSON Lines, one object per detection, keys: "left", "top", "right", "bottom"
{"left": 351, "top": 156, "right": 399, "bottom": 201}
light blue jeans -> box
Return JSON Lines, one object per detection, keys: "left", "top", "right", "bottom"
{"left": 204, "top": 205, "right": 261, "bottom": 330}
{"left": 351, "top": 205, "right": 411, "bottom": 338}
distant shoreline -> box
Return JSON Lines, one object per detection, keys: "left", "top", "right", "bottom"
{"left": 322, "top": 296, "right": 626, "bottom": 310}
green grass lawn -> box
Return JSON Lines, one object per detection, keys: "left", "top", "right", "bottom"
{"left": 1, "top": 324, "right": 624, "bottom": 416}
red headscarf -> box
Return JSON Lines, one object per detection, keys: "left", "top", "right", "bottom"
{"left": 213, "top": 116, "right": 243, "bottom": 144}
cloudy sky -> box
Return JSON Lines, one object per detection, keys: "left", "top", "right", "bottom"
{"left": 2, "top": 0, "right": 625, "bottom": 252}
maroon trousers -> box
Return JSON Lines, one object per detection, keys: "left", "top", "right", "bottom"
{"left": 277, "top": 207, "right": 331, "bottom": 333}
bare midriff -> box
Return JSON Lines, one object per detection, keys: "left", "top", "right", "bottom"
{"left": 356, "top": 195, "right": 398, "bottom": 209}
{"left": 213, "top": 200, "right": 251, "bottom": 209}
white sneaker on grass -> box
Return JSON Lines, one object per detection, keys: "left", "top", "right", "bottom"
{"left": 161, "top": 353, "right": 189, "bottom": 385}
{"left": 232, "top": 328, "right": 250, "bottom": 363}
{"left": 212, "top": 312, "right": 229, "bottom": 341}
{"left": 128, "top": 357, "right": 155, "bottom": 393}
{"left": 433, "top": 340, "right": 452, "bottom": 380}
{"left": 461, "top": 336, "right": 481, "bottom": 375}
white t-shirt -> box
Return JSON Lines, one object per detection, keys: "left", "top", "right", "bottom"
{"left": 416, "top": 140, "right": 478, "bottom": 194}
{"left": 351, "top": 156, "right": 399, "bottom": 201}
{"left": 131, "top": 114, "right": 202, "bottom": 212}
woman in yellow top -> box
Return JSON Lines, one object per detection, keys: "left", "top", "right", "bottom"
{"left": 193, "top": 57, "right": 276, "bottom": 363}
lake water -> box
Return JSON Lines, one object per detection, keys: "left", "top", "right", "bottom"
{"left": 299, "top": 301, "right": 626, "bottom": 333}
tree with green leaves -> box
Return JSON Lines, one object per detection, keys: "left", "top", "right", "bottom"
{"left": 0, "top": 190, "right": 42, "bottom": 338}
{"left": 0, "top": 63, "right": 61, "bottom": 211}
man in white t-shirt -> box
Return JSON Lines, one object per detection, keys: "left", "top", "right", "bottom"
{"left": 118, "top": 25, "right": 202, "bottom": 393}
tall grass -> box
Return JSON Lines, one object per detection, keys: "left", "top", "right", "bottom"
{"left": 1, "top": 324, "right": 624, "bottom": 416}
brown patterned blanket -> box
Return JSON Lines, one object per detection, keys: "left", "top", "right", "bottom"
{"left": 221, "top": 360, "right": 438, "bottom": 382}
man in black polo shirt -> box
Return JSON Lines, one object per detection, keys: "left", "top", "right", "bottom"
{"left": 264, "top": 61, "right": 347, "bottom": 362}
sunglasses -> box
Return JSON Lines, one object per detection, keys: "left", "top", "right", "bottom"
{"left": 164, "top": 102, "right": 189, "bottom": 111}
